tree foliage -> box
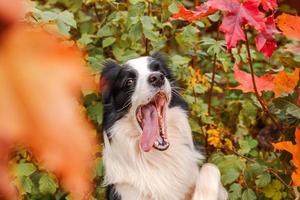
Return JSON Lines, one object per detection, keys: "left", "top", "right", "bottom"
{"left": 0, "top": 0, "right": 299, "bottom": 199}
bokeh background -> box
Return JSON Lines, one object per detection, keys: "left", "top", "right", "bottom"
{"left": 0, "top": 0, "right": 300, "bottom": 199}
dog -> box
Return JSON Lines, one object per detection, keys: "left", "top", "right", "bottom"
{"left": 100, "top": 53, "right": 228, "bottom": 200}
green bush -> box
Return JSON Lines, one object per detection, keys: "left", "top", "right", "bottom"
{"left": 17, "top": 0, "right": 300, "bottom": 199}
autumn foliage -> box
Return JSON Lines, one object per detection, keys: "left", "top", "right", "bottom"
{"left": 273, "top": 128, "right": 300, "bottom": 186}
{"left": 172, "top": 0, "right": 300, "bottom": 193}
{"left": 0, "top": 0, "right": 300, "bottom": 199}
{"left": 0, "top": 1, "right": 97, "bottom": 199}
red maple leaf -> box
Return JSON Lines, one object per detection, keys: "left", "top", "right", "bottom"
{"left": 172, "top": 0, "right": 266, "bottom": 49}
{"left": 260, "top": 0, "right": 277, "bottom": 11}
{"left": 231, "top": 63, "right": 274, "bottom": 95}
{"left": 255, "top": 16, "right": 279, "bottom": 57}
{"left": 215, "top": 0, "right": 266, "bottom": 48}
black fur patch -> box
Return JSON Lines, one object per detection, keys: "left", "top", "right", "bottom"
{"left": 106, "top": 184, "right": 121, "bottom": 200}
{"left": 100, "top": 60, "right": 137, "bottom": 137}
{"left": 101, "top": 53, "right": 188, "bottom": 139}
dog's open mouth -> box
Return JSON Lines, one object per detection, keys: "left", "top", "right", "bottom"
{"left": 136, "top": 92, "right": 169, "bottom": 152}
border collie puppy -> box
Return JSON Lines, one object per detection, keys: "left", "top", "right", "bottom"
{"left": 101, "top": 53, "right": 228, "bottom": 200}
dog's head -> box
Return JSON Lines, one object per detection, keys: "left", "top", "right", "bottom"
{"left": 101, "top": 53, "right": 180, "bottom": 152}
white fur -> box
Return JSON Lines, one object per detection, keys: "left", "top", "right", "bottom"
{"left": 103, "top": 57, "right": 228, "bottom": 200}
{"left": 126, "top": 57, "right": 172, "bottom": 116}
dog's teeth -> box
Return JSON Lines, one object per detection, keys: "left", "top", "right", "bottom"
{"left": 154, "top": 141, "right": 159, "bottom": 146}
{"left": 157, "top": 136, "right": 163, "bottom": 144}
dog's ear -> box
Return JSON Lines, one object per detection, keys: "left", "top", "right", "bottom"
{"left": 100, "top": 60, "right": 121, "bottom": 104}
{"left": 150, "top": 52, "right": 173, "bottom": 81}
{"left": 151, "top": 52, "right": 167, "bottom": 66}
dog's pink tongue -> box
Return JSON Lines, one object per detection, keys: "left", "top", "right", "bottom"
{"left": 140, "top": 104, "right": 159, "bottom": 152}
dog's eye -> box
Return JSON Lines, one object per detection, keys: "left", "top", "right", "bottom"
{"left": 125, "top": 78, "right": 134, "bottom": 86}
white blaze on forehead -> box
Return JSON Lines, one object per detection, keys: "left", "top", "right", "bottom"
{"left": 125, "top": 56, "right": 152, "bottom": 76}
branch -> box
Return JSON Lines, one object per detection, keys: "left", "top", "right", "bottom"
{"left": 230, "top": 149, "right": 292, "bottom": 191}
{"left": 208, "top": 53, "right": 217, "bottom": 115}
{"left": 244, "top": 32, "right": 282, "bottom": 132}
{"left": 93, "top": 4, "right": 101, "bottom": 22}
{"left": 294, "top": 186, "right": 300, "bottom": 200}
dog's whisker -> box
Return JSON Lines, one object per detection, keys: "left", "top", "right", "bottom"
{"left": 116, "top": 100, "right": 132, "bottom": 112}
{"left": 171, "top": 85, "right": 184, "bottom": 91}
{"left": 171, "top": 90, "right": 182, "bottom": 98}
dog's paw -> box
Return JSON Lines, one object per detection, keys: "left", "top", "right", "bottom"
{"left": 192, "top": 163, "right": 228, "bottom": 200}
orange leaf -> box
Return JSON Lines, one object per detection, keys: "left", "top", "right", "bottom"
{"left": 276, "top": 13, "right": 300, "bottom": 41}
{"left": 273, "top": 68, "right": 300, "bottom": 98}
{"left": 298, "top": 88, "right": 300, "bottom": 106}
{"left": 273, "top": 128, "right": 300, "bottom": 186}
{"left": 0, "top": 0, "right": 24, "bottom": 24}
{"left": 0, "top": 26, "right": 97, "bottom": 199}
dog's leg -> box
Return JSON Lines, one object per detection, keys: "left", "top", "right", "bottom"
{"left": 192, "top": 163, "right": 228, "bottom": 200}
{"left": 115, "top": 184, "right": 152, "bottom": 200}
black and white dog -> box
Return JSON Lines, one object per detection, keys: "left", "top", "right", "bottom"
{"left": 101, "top": 53, "right": 227, "bottom": 200}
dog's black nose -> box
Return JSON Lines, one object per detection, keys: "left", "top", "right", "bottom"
{"left": 148, "top": 72, "right": 165, "bottom": 87}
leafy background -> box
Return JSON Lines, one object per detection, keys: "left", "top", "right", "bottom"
{"left": 11, "top": 0, "right": 300, "bottom": 199}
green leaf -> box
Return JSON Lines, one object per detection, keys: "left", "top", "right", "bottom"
{"left": 286, "top": 104, "right": 300, "bottom": 119}
{"left": 238, "top": 100, "right": 258, "bottom": 128}
{"left": 140, "top": 16, "right": 154, "bottom": 30}
{"left": 56, "top": 19, "right": 71, "bottom": 36}
{"left": 193, "top": 21, "right": 206, "bottom": 28}
{"left": 229, "top": 183, "right": 242, "bottom": 200}
{"left": 40, "top": 11, "right": 57, "bottom": 21}
{"left": 87, "top": 55, "right": 104, "bottom": 74}
{"left": 244, "top": 163, "right": 266, "bottom": 183}
{"left": 242, "top": 189, "right": 257, "bottom": 200}
{"left": 262, "top": 180, "right": 287, "bottom": 200}
{"left": 96, "top": 158, "right": 104, "bottom": 177}
{"left": 20, "top": 176, "right": 34, "bottom": 194}
{"left": 255, "top": 173, "right": 271, "bottom": 188}
{"left": 102, "top": 37, "right": 116, "bottom": 48}
{"left": 201, "top": 38, "right": 226, "bottom": 56}
{"left": 77, "top": 33, "right": 93, "bottom": 47}
{"left": 97, "top": 25, "right": 113, "bottom": 38}
{"left": 221, "top": 168, "right": 240, "bottom": 185}
{"left": 175, "top": 25, "right": 199, "bottom": 49}
{"left": 143, "top": 30, "right": 160, "bottom": 41}
{"left": 210, "top": 153, "right": 246, "bottom": 185}
{"left": 57, "top": 11, "right": 77, "bottom": 28}
{"left": 238, "top": 137, "right": 258, "bottom": 155}
{"left": 129, "top": 22, "right": 142, "bottom": 41}
{"left": 86, "top": 101, "right": 103, "bottom": 125}
{"left": 39, "top": 174, "right": 58, "bottom": 194}
{"left": 129, "top": 0, "right": 143, "bottom": 4}
{"left": 170, "top": 55, "right": 191, "bottom": 66}
{"left": 168, "top": 1, "right": 180, "bottom": 13}
{"left": 208, "top": 11, "right": 221, "bottom": 22}
{"left": 15, "top": 163, "right": 37, "bottom": 177}
{"left": 269, "top": 97, "right": 300, "bottom": 124}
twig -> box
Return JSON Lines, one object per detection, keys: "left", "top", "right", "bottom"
{"left": 143, "top": 1, "right": 152, "bottom": 54}
{"left": 230, "top": 149, "right": 292, "bottom": 190}
{"left": 244, "top": 32, "right": 282, "bottom": 132}
{"left": 267, "top": 168, "right": 292, "bottom": 190}
{"left": 208, "top": 53, "right": 217, "bottom": 115}
{"left": 93, "top": 4, "right": 101, "bottom": 22}
{"left": 294, "top": 186, "right": 300, "bottom": 200}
